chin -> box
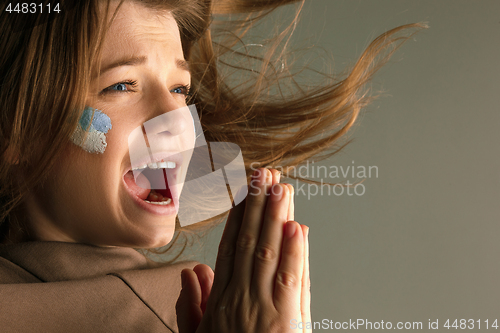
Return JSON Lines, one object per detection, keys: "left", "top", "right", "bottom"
{"left": 128, "top": 223, "right": 176, "bottom": 249}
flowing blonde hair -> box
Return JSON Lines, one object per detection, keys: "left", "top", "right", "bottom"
{"left": 0, "top": 0, "right": 427, "bottom": 258}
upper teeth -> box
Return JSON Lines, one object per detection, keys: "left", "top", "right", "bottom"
{"left": 131, "top": 161, "right": 176, "bottom": 170}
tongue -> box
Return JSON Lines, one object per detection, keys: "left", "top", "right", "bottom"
{"left": 143, "top": 168, "right": 172, "bottom": 199}
{"left": 124, "top": 169, "right": 173, "bottom": 201}
{"left": 124, "top": 170, "right": 151, "bottom": 200}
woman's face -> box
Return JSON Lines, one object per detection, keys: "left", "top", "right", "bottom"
{"left": 20, "top": 1, "right": 195, "bottom": 247}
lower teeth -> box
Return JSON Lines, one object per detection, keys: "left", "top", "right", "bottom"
{"left": 145, "top": 198, "right": 172, "bottom": 205}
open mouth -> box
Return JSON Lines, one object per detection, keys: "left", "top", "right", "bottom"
{"left": 123, "top": 161, "right": 176, "bottom": 206}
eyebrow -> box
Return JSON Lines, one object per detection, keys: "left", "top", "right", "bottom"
{"left": 98, "top": 56, "right": 190, "bottom": 76}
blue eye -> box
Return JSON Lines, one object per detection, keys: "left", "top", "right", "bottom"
{"left": 100, "top": 81, "right": 191, "bottom": 97}
{"left": 112, "top": 83, "right": 127, "bottom": 91}
{"left": 171, "top": 85, "right": 192, "bottom": 97}
{"left": 101, "top": 80, "right": 138, "bottom": 94}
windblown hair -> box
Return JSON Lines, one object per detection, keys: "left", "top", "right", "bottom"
{"left": 0, "top": 0, "right": 427, "bottom": 257}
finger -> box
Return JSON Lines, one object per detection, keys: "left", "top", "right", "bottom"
{"left": 271, "top": 169, "right": 281, "bottom": 185}
{"left": 176, "top": 269, "right": 203, "bottom": 333}
{"left": 300, "top": 225, "right": 311, "bottom": 333}
{"left": 273, "top": 221, "right": 304, "bottom": 313}
{"left": 210, "top": 194, "right": 246, "bottom": 302}
{"left": 284, "top": 183, "right": 294, "bottom": 221}
{"left": 193, "top": 264, "right": 214, "bottom": 314}
{"left": 251, "top": 183, "right": 290, "bottom": 298}
{"left": 230, "top": 168, "right": 273, "bottom": 288}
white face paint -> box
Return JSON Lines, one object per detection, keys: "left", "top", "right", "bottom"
{"left": 71, "top": 106, "right": 112, "bottom": 154}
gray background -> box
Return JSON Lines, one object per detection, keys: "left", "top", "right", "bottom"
{"left": 182, "top": 1, "right": 500, "bottom": 330}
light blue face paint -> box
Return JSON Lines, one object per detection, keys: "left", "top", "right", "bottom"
{"left": 70, "top": 106, "right": 112, "bottom": 154}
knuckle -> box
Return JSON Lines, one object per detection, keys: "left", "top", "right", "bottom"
{"left": 265, "top": 207, "right": 283, "bottom": 221}
{"left": 254, "top": 244, "right": 277, "bottom": 262}
{"left": 269, "top": 183, "right": 283, "bottom": 197}
{"left": 276, "top": 270, "right": 299, "bottom": 288}
{"left": 282, "top": 243, "right": 301, "bottom": 258}
{"left": 301, "top": 308, "right": 310, "bottom": 321}
{"left": 236, "top": 233, "right": 257, "bottom": 252}
{"left": 218, "top": 241, "right": 234, "bottom": 257}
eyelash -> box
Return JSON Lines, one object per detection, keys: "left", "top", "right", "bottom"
{"left": 100, "top": 80, "right": 192, "bottom": 98}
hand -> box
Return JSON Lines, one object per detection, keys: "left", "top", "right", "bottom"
{"left": 176, "top": 168, "right": 311, "bottom": 333}
{"left": 175, "top": 263, "right": 214, "bottom": 333}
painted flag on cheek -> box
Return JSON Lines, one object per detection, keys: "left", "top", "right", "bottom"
{"left": 70, "top": 106, "right": 112, "bottom": 154}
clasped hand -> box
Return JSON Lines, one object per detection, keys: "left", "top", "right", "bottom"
{"left": 176, "top": 168, "right": 311, "bottom": 333}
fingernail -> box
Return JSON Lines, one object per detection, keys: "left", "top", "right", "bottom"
{"left": 252, "top": 168, "right": 262, "bottom": 182}
{"left": 286, "top": 184, "right": 294, "bottom": 197}
{"left": 265, "top": 168, "right": 272, "bottom": 185}
{"left": 285, "top": 221, "right": 296, "bottom": 238}
{"left": 271, "top": 183, "right": 284, "bottom": 201}
{"left": 255, "top": 168, "right": 269, "bottom": 185}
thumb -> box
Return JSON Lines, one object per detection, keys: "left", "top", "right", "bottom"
{"left": 176, "top": 269, "right": 203, "bottom": 333}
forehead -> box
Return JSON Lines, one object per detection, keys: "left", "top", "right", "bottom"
{"left": 101, "top": 2, "right": 183, "bottom": 59}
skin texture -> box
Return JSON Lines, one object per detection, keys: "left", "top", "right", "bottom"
{"left": 13, "top": 1, "right": 194, "bottom": 248}
{"left": 177, "top": 168, "right": 312, "bottom": 333}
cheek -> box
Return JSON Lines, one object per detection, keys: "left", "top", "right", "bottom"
{"left": 185, "top": 111, "right": 196, "bottom": 148}
{"left": 70, "top": 107, "right": 113, "bottom": 154}
{"left": 190, "top": 113, "right": 196, "bottom": 144}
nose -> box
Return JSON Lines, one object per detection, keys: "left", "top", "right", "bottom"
{"left": 143, "top": 86, "right": 190, "bottom": 138}
{"left": 144, "top": 107, "right": 188, "bottom": 137}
